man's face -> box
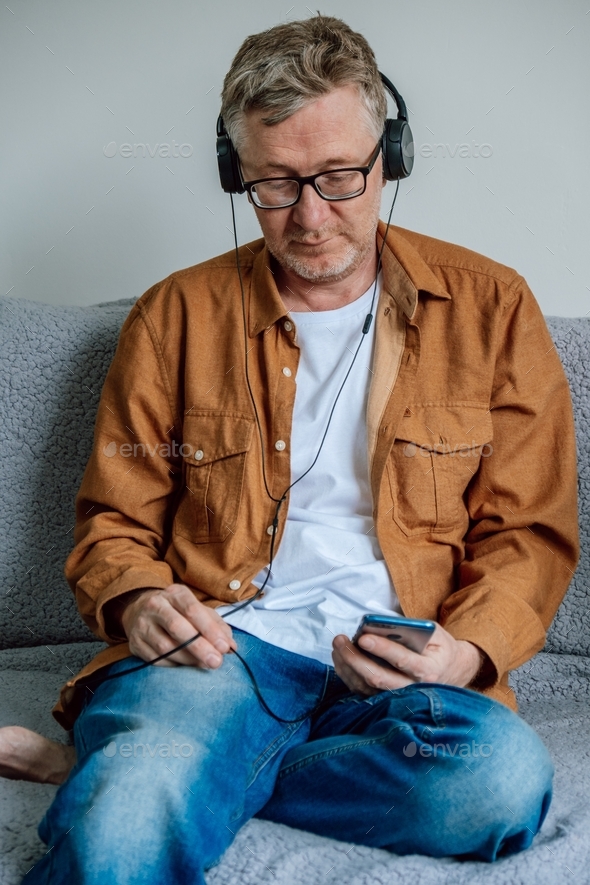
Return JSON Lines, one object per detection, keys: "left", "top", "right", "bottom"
{"left": 238, "top": 84, "right": 385, "bottom": 286}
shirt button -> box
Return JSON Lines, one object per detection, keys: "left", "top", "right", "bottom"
{"left": 229, "top": 579, "right": 241, "bottom": 591}
{"left": 275, "top": 440, "right": 286, "bottom": 451}
{"left": 267, "top": 525, "right": 276, "bottom": 535}
{"left": 284, "top": 320, "right": 293, "bottom": 332}
{"left": 194, "top": 450, "right": 204, "bottom": 461}
{"left": 282, "top": 367, "right": 292, "bottom": 377}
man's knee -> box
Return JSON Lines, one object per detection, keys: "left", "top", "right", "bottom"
{"left": 477, "top": 712, "right": 553, "bottom": 836}
{"left": 40, "top": 730, "right": 226, "bottom": 874}
{"left": 380, "top": 687, "right": 554, "bottom": 858}
{"left": 439, "top": 704, "right": 553, "bottom": 859}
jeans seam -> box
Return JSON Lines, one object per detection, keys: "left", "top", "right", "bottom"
{"left": 247, "top": 669, "right": 330, "bottom": 789}
{"left": 276, "top": 723, "right": 410, "bottom": 779}
{"left": 417, "top": 687, "right": 446, "bottom": 728}
{"left": 247, "top": 721, "right": 303, "bottom": 788}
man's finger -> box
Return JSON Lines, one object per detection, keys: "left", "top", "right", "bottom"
{"left": 137, "top": 615, "right": 227, "bottom": 669}
{"left": 131, "top": 621, "right": 201, "bottom": 666}
{"left": 165, "top": 585, "right": 237, "bottom": 651}
{"left": 333, "top": 643, "right": 387, "bottom": 696}
{"left": 129, "top": 631, "right": 180, "bottom": 666}
{"left": 357, "top": 634, "right": 423, "bottom": 675}
{"left": 157, "top": 607, "right": 233, "bottom": 665}
{"left": 333, "top": 650, "right": 375, "bottom": 696}
{"left": 335, "top": 638, "right": 414, "bottom": 691}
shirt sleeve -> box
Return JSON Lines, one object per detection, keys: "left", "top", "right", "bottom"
{"left": 64, "top": 293, "right": 183, "bottom": 643}
{"left": 440, "top": 275, "right": 580, "bottom": 683}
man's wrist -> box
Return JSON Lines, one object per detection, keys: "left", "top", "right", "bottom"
{"left": 103, "top": 588, "right": 159, "bottom": 640}
{"left": 461, "top": 641, "right": 494, "bottom": 690}
{"left": 456, "top": 640, "right": 483, "bottom": 685}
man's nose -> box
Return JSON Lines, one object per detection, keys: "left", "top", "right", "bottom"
{"left": 290, "top": 182, "right": 333, "bottom": 230}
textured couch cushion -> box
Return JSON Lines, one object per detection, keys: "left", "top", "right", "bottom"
{"left": 0, "top": 297, "right": 588, "bottom": 655}
{"left": 0, "top": 297, "right": 136, "bottom": 648}
{"left": 540, "top": 318, "right": 590, "bottom": 654}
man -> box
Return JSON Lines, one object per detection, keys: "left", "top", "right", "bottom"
{"left": 7, "top": 14, "right": 578, "bottom": 884}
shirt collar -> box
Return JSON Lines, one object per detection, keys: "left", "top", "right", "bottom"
{"left": 247, "top": 221, "right": 451, "bottom": 336}
{"left": 377, "top": 221, "right": 451, "bottom": 320}
{"left": 248, "top": 245, "right": 288, "bottom": 337}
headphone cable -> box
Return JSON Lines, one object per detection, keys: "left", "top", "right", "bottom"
{"left": 80, "top": 177, "right": 401, "bottom": 726}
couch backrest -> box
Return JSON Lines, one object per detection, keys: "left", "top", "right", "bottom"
{"left": 0, "top": 297, "right": 588, "bottom": 654}
{"left": 542, "top": 317, "right": 590, "bottom": 654}
{"left": 0, "top": 296, "right": 136, "bottom": 648}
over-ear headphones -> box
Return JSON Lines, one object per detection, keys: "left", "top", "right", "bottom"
{"left": 378, "top": 72, "right": 414, "bottom": 182}
{"left": 216, "top": 71, "right": 414, "bottom": 194}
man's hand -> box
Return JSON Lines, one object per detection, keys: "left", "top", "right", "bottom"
{"left": 332, "top": 623, "right": 484, "bottom": 696}
{"left": 120, "top": 583, "right": 237, "bottom": 669}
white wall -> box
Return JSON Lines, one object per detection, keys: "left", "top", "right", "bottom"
{"left": 1, "top": 0, "right": 589, "bottom": 316}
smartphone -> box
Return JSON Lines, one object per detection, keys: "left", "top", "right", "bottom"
{"left": 352, "top": 614, "right": 436, "bottom": 667}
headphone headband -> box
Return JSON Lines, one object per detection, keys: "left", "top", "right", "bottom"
{"left": 379, "top": 71, "right": 408, "bottom": 122}
{"left": 216, "top": 70, "right": 414, "bottom": 194}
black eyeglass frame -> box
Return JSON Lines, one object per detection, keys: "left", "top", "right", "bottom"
{"left": 240, "top": 141, "right": 383, "bottom": 209}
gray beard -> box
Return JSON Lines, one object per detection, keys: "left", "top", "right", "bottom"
{"left": 266, "top": 238, "right": 369, "bottom": 285}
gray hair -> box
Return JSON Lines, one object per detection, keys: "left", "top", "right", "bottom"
{"left": 220, "top": 15, "right": 387, "bottom": 155}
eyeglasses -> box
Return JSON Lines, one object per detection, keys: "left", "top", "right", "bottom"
{"left": 240, "top": 142, "right": 382, "bottom": 209}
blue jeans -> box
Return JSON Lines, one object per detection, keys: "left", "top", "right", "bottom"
{"left": 23, "top": 628, "right": 553, "bottom": 884}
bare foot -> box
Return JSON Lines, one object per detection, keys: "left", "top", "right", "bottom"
{"left": 0, "top": 726, "right": 76, "bottom": 785}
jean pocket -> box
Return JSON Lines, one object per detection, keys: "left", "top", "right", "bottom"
{"left": 387, "top": 405, "right": 493, "bottom": 536}
{"left": 173, "top": 411, "right": 254, "bottom": 543}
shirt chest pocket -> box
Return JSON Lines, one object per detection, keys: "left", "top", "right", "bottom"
{"left": 386, "top": 407, "right": 493, "bottom": 536}
{"left": 174, "top": 413, "right": 254, "bottom": 544}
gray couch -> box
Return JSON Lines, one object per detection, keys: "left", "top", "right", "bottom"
{"left": 1, "top": 294, "right": 589, "bottom": 885}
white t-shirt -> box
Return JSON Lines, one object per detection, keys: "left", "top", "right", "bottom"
{"left": 217, "top": 276, "right": 401, "bottom": 664}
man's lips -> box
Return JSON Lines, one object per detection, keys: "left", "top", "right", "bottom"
{"left": 290, "top": 235, "right": 336, "bottom": 248}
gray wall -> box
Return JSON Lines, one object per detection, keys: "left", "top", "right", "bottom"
{"left": 2, "top": 0, "right": 589, "bottom": 316}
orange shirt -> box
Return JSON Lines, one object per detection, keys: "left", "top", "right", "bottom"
{"left": 54, "top": 222, "right": 579, "bottom": 730}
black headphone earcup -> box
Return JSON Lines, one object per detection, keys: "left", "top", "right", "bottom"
{"left": 216, "top": 130, "right": 245, "bottom": 194}
{"left": 381, "top": 118, "right": 415, "bottom": 181}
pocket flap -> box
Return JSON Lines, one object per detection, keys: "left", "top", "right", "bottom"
{"left": 182, "top": 412, "right": 254, "bottom": 466}
{"left": 395, "top": 406, "right": 493, "bottom": 452}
